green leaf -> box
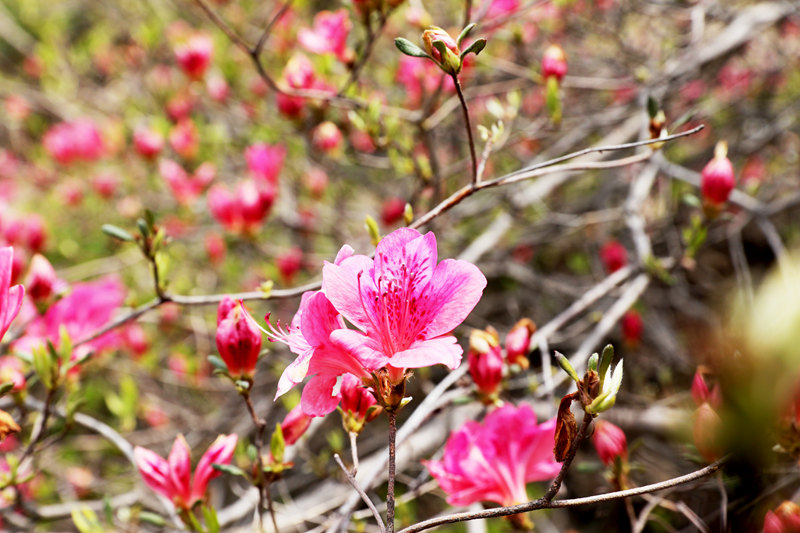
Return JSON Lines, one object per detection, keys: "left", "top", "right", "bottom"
{"left": 598, "top": 344, "right": 614, "bottom": 387}
{"left": 207, "top": 355, "right": 228, "bottom": 373}
{"left": 555, "top": 352, "right": 579, "bottom": 382}
{"left": 460, "top": 38, "right": 486, "bottom": 59}
{"left": 546, "top": 76, "right": 561, "bottom": 123}
{"left": 202, "top": 504, "right": 220, "bottom": 533}
{"left": 71, "top": 507, "right": 103, "bottom": 533}
{"left": 394, "top": 37, "right": 429, "bottom": 58}
{"left": 211, "top": 462, "right": 246, "bottom": 477}
{"left": 364, "top": 215, "right": 381, "bottom": 247}
{"left": 143, "top": 209, "right": 155, "bottom": 230}
{"left": 58, "top": 325, "right": 72, "bottom": 365}
{"left": 647, "top": 96, "right": 658, "bottom": 119}
{"left": 136, "top": 218, "right": 150, "bottom": 240}
{"left": 32, "top": 344, "right": 54, "bottom": 390}
{"left": 587, "top": 352, "right": 599, "bottom": 372}
{"left": 271, "top": 423, "right": 286, "bottom": 464}
{"left": 456, "top": 23, "right": 476, "bottom": 47}
{"left": 139, "top": 512, "right": 167, "bottom": 527}
{"left": 0, "top": 381, "right": 14, "bottom": 397}
{"left": 101, "top": 224, "right": 134, "bottom": 242}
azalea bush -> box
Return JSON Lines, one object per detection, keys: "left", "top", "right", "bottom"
{"left": 1, "top": 0, "right": 800, "bottom": 531}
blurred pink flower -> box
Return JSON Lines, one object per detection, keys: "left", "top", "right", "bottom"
{"left": 600, "top": 240, "right": 627, "bottom": 274}
{"left": 174, "top": 34, "right": 213, "bottom": 79}
{"left": 160, "top": 159, "right": 215, "bottom": 205}
{"left": 14, "top": 276, "right": 125, "bottom": 363}
{"left": 133, "top": 127, "right": 164, "bottom": 160}
{"left": 505, "top": 318, "right": 534, "bottom": 369}
{"left": 281, "top": 404, "right": 312, "bottom": 445}
{"left": 245, "top": 142, "right": 286, "bottom": 185}
{"left": 0, "top": 247, "right": 24, "bottom": 341}
{"left": 276, "top": 247, "right": 303, "bottom": 284}
{"left": 208, "top": 180, "right": 275, "bottom": 234}
{"left": 43, "top": 119, "right": 105, "bottom": 165}
{"left": 205, "top": 73, "right": 229, "bottom": 102}
{"left": 0, "top": 356, "right": 25, "bottom": 392}
{"left": 297, "top": 9, "right": 353, "bottom": 63}
{"left": 24, "top": 254, "right": 60, "bottom": 303}
{"left": 380, "top": 197, "right": 406, "bottom": 226}
{"left": 542, "top": 44, "right": 567, "bottom": 81}
{"left": 621, "top": 309, "right": 643, "bottom": 347}
{"left": 311, "top": 121, "right": 343, "bottom": 153}
{"left": 396, "top": 56, "right": 455, "bottom": 108}
{"left": 764, "top": 501, "right": 800, "bottom": 533}
{"left": 168, "top": 119, "right": 198, "bottom": 159}
{"left": 133, "top": 433, "right": 237, "bottom": 510}
{"left": 425, "top": 403, "right": 560, "bottom": 506}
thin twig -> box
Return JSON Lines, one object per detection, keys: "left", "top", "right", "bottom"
{"left": 266, "top": 484, "right": 279, "bottom": 533}
{"left": 349, "top": 431, "right": 360, "bottom": 475}
{"left": 254, "top": 1, "right": 293, "bottom": 59}
{"left": 453, "top": 76, "right": 479, "bottom": 185}
{"left": 243, "top": 391, "right": 268, "bottom": 531}
{"left": 334, "top": 454, "right": 386, "bottom": 533}
{"left": 397, "top": 457, "right": 726, "bottom": 533}
{"left": 387, "top": 410, "right": 398, "bottom": 533}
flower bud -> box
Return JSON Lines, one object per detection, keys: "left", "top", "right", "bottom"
{"left": 169, "top": 119, "right": 198, "bottom": 160}
{"left": 25, "top": 254, "right": 58, "bottom": 303}
{"left": 276, "top": 247, "right": 303, "bottom": 284}
{"left": 592, "top": 420, "right": 628, "bottom": 466}
{"left": 133, "top": 127, "right": 164, "bottom": 160}
{"left": 506, "top": 318, "right": 535, "bottom": 370}
{"left": 693, "top": 402, "right": 723, "bottom": 462}
{"left": 542, "top": 44, "right": 567, "bottom": 82}
{"left": 381, "top": 197, "right": 407, "bottom": 226}
{"left": 282, "top": 404, "right": 312, "bottom": 446}
{"left": 422, "top": 27, "right": 462, "bottom": 74}
{"left": 701, "top": 141, "right": 735, "bottom": 207}
{"left": 621, "top": 310, "right": 643, "bottom": 347}
{"left": 174, "top": 34, "right": 213, "bottom": 80}
{"left": 468, "top": 328, "right": 504, "bottom": 404}
{"left": 215, "top": 298, "right": 262, "bottom": 379}
{"left": 340, "top": 374, "right": 381, "bottom": 434}
{"left": 0, "top": 409, "right": 20, "bottom": 442}
{"left": 311, "top": 121, "right": 344, "bottom": 153}
{"left": 600, "top": 240, "right": 627, "bottom": 274}
{"left": 764, "top": 501, "right": 800, "bottom": 533}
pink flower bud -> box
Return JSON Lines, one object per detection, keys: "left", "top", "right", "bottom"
{"left": 542, "top": 44, "right": 567, "bottom": 81}
{"left": 764, "top": 501, "right": 800, "bottom": 533}
{"left": 592, "top": 420, "right": 628, "bottom": 466}
{"left": 91, "top": 172, "right": 118, "bottom": 199}
{"left": 312, "top": 121, "right": 343, "bottom": 153}
{"left": 304, "top": 167, "right": 328, "bottom": 198}
{"left": 468, "top": 328, "right": 504, "bottom": 403}
{"left": 282, "top": 404, "right": 312, "bottom": 446}
{"left": 276, "top": 247, "right": 303, "bottom": 284}
{"left": 25, "top": 254, "right": 57, "bottom": 303}
{"left": 600, "top": 240, "right": 627, "bottom": 274}
{"left": 422, "top": 26, "right": 461, "bottom": 74}
{"left": 701, "top": 141, "right": 735, "bottom": 207}
{"left": 215, "top": 298, "right": 262, "bottom": 379}
{"left": 340, "top": 374, "right": 380, "bottom": 434}
{"left": 205, "top": 232, "right": 226, "bottom": 265}
{"left": 505, "top": 318, "right": 535, "bottom": 369}
{"left": 169, "top": 119, "right": 198, "bottom": 160}
{"left": 133, "top": 127, "right": 164, "bottom": 159}
{"left": 381, "top": 197, "right": 406, "bottom": 226}
{"left": 205, "top": 73, "right": 229, "bottom": 102}
{"left": 166, "top": 93, "right": 195, "bottom": 122}
{"left": 174, "top": 34, "right": 213, "bottom": 79}
{"left": 245, "top": 143, "right": 286, "bottom": 185}
{"left": 621, "top": 309, "right": 643, "bottom": 347}
{"left": 122, "top": 324, "right": 149, "bottom": 357}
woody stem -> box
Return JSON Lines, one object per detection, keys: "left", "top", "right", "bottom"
{"left": 452, "top": 75, "right": 478, "bottom": 186}
{"left": 387, "top": 410, "right": 397, "bottom": 532}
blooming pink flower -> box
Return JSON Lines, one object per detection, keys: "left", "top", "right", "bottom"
{"left": 701, "top": 142, "right": 735, "bottom": 207}
{"left": 174, "top": 34, "right": 213, "bottom": 79}
{"left": 600, "top": 240, "right": 627, "bottom": 274}
{"left": 14, "top": 276, "right": 124, "bottom": 363}
{"left": 323, "top": 228, "right": 486, "bottom": 378}
{"left": 160, "top": 159, "right": 215, "bottom": 205}
{"left": 297, "top": 9, "right": 353, "bottom": 63}
{"left": 43, "top": 119, "right": 105, "bottom": 165}
{"left": 133, "top": 433, "right": 237, "bottom": 510}
{"left": 425, "top": 403, "right": 560, "bottom": 507}
{"left": 281, "top": 404, "right": 312, "bottom": 445}
{"left": 0, "top": 247, "right": 24, "bottom": 342}
{"left": 216, "top": 298, "right": 263, "bottom": 379}
{"left": 133, "top": 127, "right": 164, "bottom": 160}
{"left": 592, "top": 420, "right": 627, "bottom": 466}
{"left": 245, "top": 143, "right": 286, "bottom": 185}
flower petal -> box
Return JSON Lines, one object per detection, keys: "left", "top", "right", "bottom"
{"left": 322, "top": 254, "right": 375, "bottom": 331}
{"left": 191, "top": 434, "right": 238, "bottom": 504}
{"left": 328, "top": 328, "right": 389, "bottom": 372}
{"left": 389, "top": 336, "right": 462, "bottom": 370}
{"left": 421, "top": 258, "right": 487, "bottom": 338}
{"left": 168, "top": 435, "right": 192, "bottom": 507}
{"left": 300, "top": 374, "right": 341, "bottom": 416}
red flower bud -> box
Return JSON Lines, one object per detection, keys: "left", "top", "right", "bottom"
{"left": 25, "top": 254, "right": 58, "bottom": 303}
{"left": 505, "top": 318, "right": 535, "bottom": 370}
{"left": 592, "top": 420, "right": 628, "bottom": 466}
{"left": 174, "top": 34, "right": 213, "bottom": 80}
{"left": 276, "top": 247, "right": 303, "bottom": 284}
{"left": 701, "top": 141, "right": 735, "bottom": 207}
{"left": 542, "top": 44, "right": 567, "bottom": 82}
{"left": 340, "top": 374, "right": 381, "bottom": 434}
{"left": 600, "top": 240, "right": 627, "bottom": 274}
{"left": 621, "top": 309, "right": 643, "bottom": 347}
{"left": 215, "top": 298, "right": 262, "bottom": 379}
{"left": 468, "top": 328, "right": 503, "bottom": 403}
{"left": 422, "top": 26, "right": 462, "bottom": 74}
{"left": 133, "top": 127, "right": 164, "bottom": 159}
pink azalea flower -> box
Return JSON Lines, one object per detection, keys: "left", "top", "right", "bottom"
{"left": 592, "top": 420, "right": 628, "bottom": 466}
{"left": 215, "top": 298, "right": 262, "bottom": 379}
{"left": 133, "top": 433, "right": 237, "bottom": 510}
{"left": 174, "top": 34, "right": 213, "bottom": 80}
{"left": 297, "top": 9, "right": 353, "bottom": 63}
{"left": 425, "top": 403, "right": 560, "bottom": 507}
{"left": 43, "top": 119, "right": 105, "bottom": 165}
{"left": 0, "top": 247, "right": 24, "bottom": 342}
{"left": 160, "top": 159, "right": 215, "bottom": 205}
{"left": 244, "top": 142, "right": 286, "bottom": 185}
{"left": 133, "top": 127, "right": 164, "bottom": 160}
{"left": 14, "top": 276, "right": 125, "bottom": 363}
{"left": 207, "top": 180, "right": 276, "bottom": 235}
{"left": 323, "top": 228, "right": 486, "bottom": 377}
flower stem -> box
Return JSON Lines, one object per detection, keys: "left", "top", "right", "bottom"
{"left": 387, "top": 410, "right": 397, "bottom": 533}
{"left": 242, "top": 390, "right": 269, "bottom": 531}
{"left": 452, "top": 75, "right": 478, "bottom": 186}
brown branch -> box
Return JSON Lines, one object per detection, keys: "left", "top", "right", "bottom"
{"left": 333, "top": 454, "right": 386, "bottom": 533}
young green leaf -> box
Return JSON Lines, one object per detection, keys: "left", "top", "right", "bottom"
{"left": 101, "top": 224, "right": 134, "bottom": 242}
{"left": 394, "top": 38, "right": 429, "bottom": 58}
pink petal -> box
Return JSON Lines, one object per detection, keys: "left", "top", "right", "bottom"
{"left": 322, "top": 254, "right": 376, "bottom": 331}
{"left": 373, "top": 230, "right": 437, "bottom": 295}
{"left": 328, "top": 328, "right": 389, "bottom": 372}
{"left": 334, "top": 244, "right": 354, "bottom": 265}
{"left": 191, "top": 434, "right": 238, "bottom": 504}
{"left": 168, "top": 435, "right": 192, "bottom": 506}
{"left": 300, "top": 292, "right": 344, "bottom": 348}
{"left": 389, "top": 336, "right": 463, "bottom": 370}
{"left": 300, "top": 374, "right": 340, "bottom": 416}
{"left": 421, "top": 258, "right": 486, "bottom": 338}
{"left": 275, "top": 347, "right": 313, "bottom": 399}
{"left": 133, "top": 446, "right": 173, "bottom": 500}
